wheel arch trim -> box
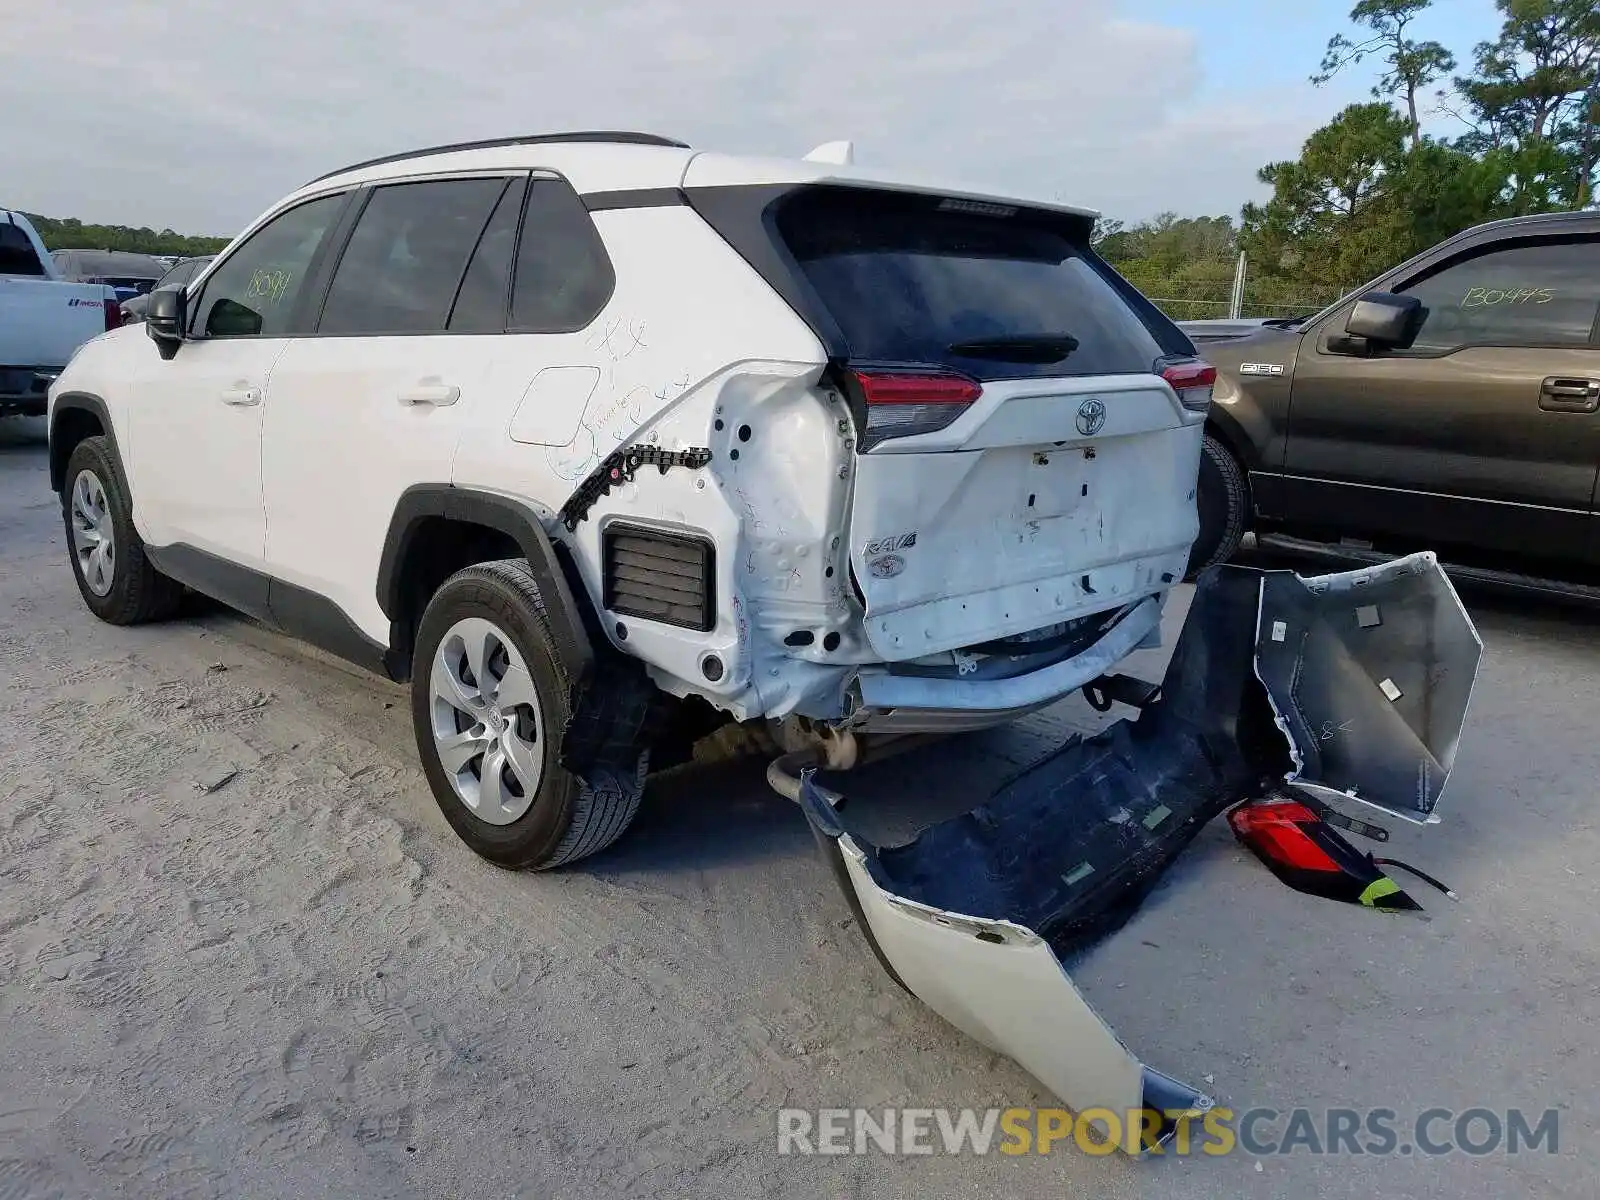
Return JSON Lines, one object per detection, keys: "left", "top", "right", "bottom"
{"left": 377, "top": 485, "right": 595, "bottom": 689}
{"left": 49, "top": 391, "right": 119, "bottom": 494}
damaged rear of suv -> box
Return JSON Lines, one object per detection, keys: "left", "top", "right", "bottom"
{"left": 48, "top": 132, "right": 1211, "bottom": 870}
{"left": 669, "top": 171, "right": 1215, "bottom": 737}
{"left": 51, "top": 135, "right": 1484, "bottom": 1154}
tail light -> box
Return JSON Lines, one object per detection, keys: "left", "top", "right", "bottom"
{"left": 1161, "top": 358, "right": 1216, "bottom": 412}
{"left": 847, "top": 368, "right": 982, "bottom": 451}
{"left": 1226, "top": 795, "right": 1420, "bottom": 909}
{"left": 105, "top": 299, "right": 124, "bottom": 332}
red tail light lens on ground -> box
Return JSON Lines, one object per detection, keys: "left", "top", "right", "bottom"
{"left": 1161, "top": 359, "right": 1216, "bottom": 412}
{"left": 1227, "top": 795, "right": 1422, "bottom": 910}
{"left": 1227, "top": 797, "right": 1340, "bottom": 872}
{"left": 849, "top": 368, "right": 982, "bottom": 450}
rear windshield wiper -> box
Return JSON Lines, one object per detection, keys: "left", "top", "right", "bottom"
{"left": 946, "top": 333, "right": 1080, "bottom": 363}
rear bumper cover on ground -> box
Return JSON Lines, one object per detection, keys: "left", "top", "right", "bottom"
{"left": 794, "top": 553, "right": 1481, "bottom": 1154}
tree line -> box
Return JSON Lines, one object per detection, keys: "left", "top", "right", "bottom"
{"left": 1095, "top": 0, "right": 1598, "bottom": 316}
{"left": 23, "top": 213, "right": 230, "bottom": 258}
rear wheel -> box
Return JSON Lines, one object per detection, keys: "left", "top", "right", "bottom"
{"left": 411, "top": 559, "right": 646, "bottom": 869}
{"left": 1185, "top": 433, "right": 1248, "bottom": 580}
{"left": 62, "top": 435, "right": 183, "bottom": 624}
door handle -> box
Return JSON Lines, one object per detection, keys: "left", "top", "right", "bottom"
{"left": 1539, "top": 377, "right": 1600, "bottom": 413}
{"left": 220, "top": 387, "right": 261, "bottom": 406}
{"left": 398, "top": 383, "right": 460, "bottom": 407}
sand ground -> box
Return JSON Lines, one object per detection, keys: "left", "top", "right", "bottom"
{"left": 1, "top": 415, "right": 1595, "bottom": 1198}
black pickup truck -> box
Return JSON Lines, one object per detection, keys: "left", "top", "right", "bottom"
{"left": 1183, "top": 209, "right": 1600, "bottom": 601}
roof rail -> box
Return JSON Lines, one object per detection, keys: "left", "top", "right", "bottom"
{"left": 304, "top": 131, "right": 691, "bottom": 186}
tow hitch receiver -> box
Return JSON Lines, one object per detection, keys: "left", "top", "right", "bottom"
{"left": 788, "top": 552, "right": 1480, "bottom": 1155}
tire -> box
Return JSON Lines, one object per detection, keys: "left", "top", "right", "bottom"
{"left": 1185, "top": 433, "right": 1248, "bottom": 581}
{"left": 411, "top": 558, "right": 646, "bottom": 869}
{"left": 62, "top": 435, "right": 184, "bottom": 624}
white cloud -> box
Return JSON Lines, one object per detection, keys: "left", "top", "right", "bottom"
{"left": 2, "top": 0, "right": 1330, "bottom": 234}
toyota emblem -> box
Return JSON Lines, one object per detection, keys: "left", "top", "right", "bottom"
{"left": 1076, "top": 398, "right": 1107, "bottom": 437}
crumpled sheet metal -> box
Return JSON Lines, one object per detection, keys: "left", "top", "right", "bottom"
{"left": 798, "top": 554, "right": 1481, "bottom": 1155}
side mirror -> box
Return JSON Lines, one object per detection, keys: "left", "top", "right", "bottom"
{"left": 145, "top": 288, "right": 185, "bottom": 360}
{"left": 1343, "top": 291, "right": 1423, "bottom": 350}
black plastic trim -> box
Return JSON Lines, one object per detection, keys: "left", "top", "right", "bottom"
{"left": 141, "top": 543, "right": 394, "bottom": 677}
{"left": 602, "top": 522, "right": 717, "bottom": 632}
{"left": 377, "top": 485, "right": 595, "bottom": 688}
{"left": 304, "top": 132, "right": 691, "bottom": 186}
{"left": 143, "top": 543, "right": 271, "bottom": 621}
{"left": 48, "top": 391, "right": 116, "bottom": 493}
{"left": 269, "top": 576, "right": 394, "bottom": 676}
{"left": 583, "top": 187, "right": 688, "bottom": 212}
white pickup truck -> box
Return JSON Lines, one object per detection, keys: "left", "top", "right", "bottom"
{"left": 1, "top": 209, "right": 120, "bottom": 417}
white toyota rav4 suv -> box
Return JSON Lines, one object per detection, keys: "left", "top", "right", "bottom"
{"left": 48, "top": 131, "right": 1215, "bottom": 870}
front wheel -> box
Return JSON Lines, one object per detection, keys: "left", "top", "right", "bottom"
{"left": 62, "top": 435, "right": 183, "bottom": 624}
{"left": 1185, "top": 433, "right": 1248, "bottom": 581}
{"left": 411, "top": 559, "right": 646, "bottom": 869}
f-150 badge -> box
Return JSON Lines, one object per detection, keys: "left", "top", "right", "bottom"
{"left": 1240, "top": 362, "right": 1286, "bottom": 376}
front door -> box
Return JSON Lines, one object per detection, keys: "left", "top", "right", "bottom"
{"left": 1279, "top": 234, "right": 1600, "bottom": 563}
{"left": 128, "top": 192, "right": 349, "bottom": 574}
{"left": 262, "top": 175, "right": 521, "bottom": 643}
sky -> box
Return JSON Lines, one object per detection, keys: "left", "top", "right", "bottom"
{"left": 2, "top": 0, "right": 1506, "bottom": 237}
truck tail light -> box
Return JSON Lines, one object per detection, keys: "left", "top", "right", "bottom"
{"left": 105, "top": 300, "right": 124, "bottom": 332}
{"left": 1161, "top": 359, "right": 1216, "bottom": 412}
{"left": 848, "top": 368, "right": 982, "bottom": 450}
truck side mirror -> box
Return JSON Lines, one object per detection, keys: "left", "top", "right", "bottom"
{"left": 145, "top": 288, "right": 185, "bottom": 360}
{"left": 1342, "top": 291, "right": 1423, "bottom": 351}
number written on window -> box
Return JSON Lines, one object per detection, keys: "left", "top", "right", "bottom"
{"left": 1402, "top": 240, "right": 1600, "bottom": 351}
{"left": 192, "top": 193, "right": 345, "bottom": 338}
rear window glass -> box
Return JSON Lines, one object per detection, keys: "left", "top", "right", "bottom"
{"left": 774, "top": 188, "right": 1167, "bottom": 379}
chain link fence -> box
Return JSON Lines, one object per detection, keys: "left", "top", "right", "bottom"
{"left": 1112, "top": 255, "right": 1353, "bottom": 323}
{"left": 1137, "top": 285, "right": 1349, "bottom": 322}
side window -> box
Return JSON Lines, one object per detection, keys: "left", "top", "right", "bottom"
{"left": 318, "top": 178, "right": 506, "bottom": 336}
{"left": 1400, "top": 239, "right": 1600, "bottom": 352}
{"left": 191, "top": 193, "right": 345, "bottom": 338}
{"left": 510, "top": 178, "right": 615, "bottom": 332}
{"left": 447, "top": 177, "right": 527, "bottom": 333}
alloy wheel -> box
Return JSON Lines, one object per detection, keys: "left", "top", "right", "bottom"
{"left": 428, "top": 616, "right": 546, "bottom": 825}
{"left": 70, "top": 469, "right": 116, "bottom": 597}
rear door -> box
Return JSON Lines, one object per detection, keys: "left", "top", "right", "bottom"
{"left": 771, "top": 188, "right": 1206, "bottom": 659}
{"left": 261, "top": 173, "right": 523, "bottom": 642}
{"left": 1280, "top": 234, "right": 1600, "bottom": 564}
